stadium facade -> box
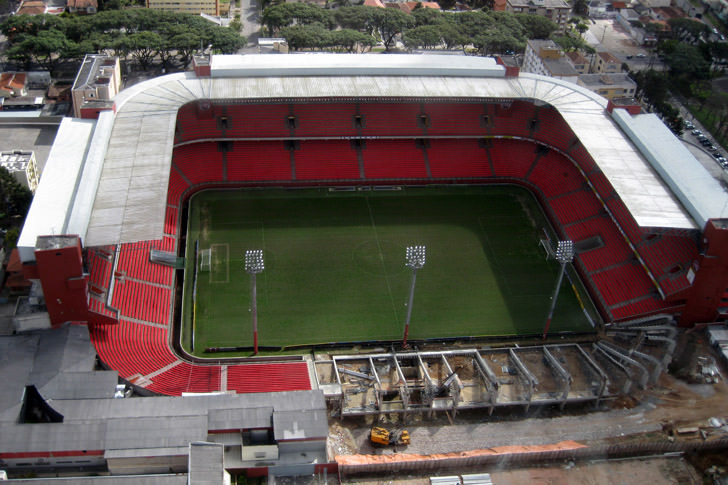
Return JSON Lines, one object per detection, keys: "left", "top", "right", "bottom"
{"left": 4, "top": 53, "right": 728, "bottom": 479}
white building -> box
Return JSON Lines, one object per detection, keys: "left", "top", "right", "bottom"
{"left": 0, "top": 150, "right": 39, "bottom": 192}
{"left": 71, "top": 54, "right": 121, "bottom": 119}
{"left": 577, "top": 73, "right": 637, "bottom": 100}
{"left": 522, "top": 39, "right": 579, "bottom": 81}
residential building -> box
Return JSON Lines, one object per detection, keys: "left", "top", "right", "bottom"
{"left": 16, "top": 0, "right": 46, "bottom": 14}
{"left": 591, "top": 51, "right": 622, "bottom": 73}
{"left": 522, "top": 39, "right": 579, "bottom": 80}
{"left": 565, "top": 51, "right": 589, "bottom": 74}
{"left": 71, "top": 54, "right": 121, "bottom": 118}
{"left": 147, "top": 0, "right": 218, "bottom": 16}
{"left": 0, "top": 150, "right": 39, "bottom": 192}
{"left": 67, "top": 0, "right": 98, "bottom": 13}
{"left": 0, "top": 72, "right": 27, "bottom": 97}
{"left": 506, "top": 0, "right": 571, "bottom": 31}
{"left": 577, "top": 73, "right": 637, "bottom": 100}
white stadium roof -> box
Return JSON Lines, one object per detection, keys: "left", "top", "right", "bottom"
{"left": 21, "top": 53, "right": 728, "bottom": 261}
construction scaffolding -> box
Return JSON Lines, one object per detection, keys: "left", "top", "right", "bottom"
{"left": 314, "top": 316, "right": 676, "bottom": 417}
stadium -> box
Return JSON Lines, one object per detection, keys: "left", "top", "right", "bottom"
{"left": 3, "top": 53, "right": 728, "bottom": 480}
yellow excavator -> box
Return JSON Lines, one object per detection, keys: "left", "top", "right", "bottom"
{"left": 370, "top": 426, "right": 410, "bottom": 446}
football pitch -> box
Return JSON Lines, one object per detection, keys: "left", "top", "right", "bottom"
{"left": 180, "top": 186, "right": 597, "bottom": 356}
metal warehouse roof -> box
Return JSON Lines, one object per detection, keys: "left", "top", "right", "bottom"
{"left": 33, "top": 53, "right": 706, "bottom": 250}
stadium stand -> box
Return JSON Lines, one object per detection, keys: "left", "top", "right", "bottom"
{"left": 591, "top": 262, "right": 657, "bottom": 307}
{"left": 227, "top": 362, "right": 312, "bottom": 393}
{"left": 359, "top": 103, "right": 425, "bottom": 137}
{"left": 548, "top": 190, "right": 605, "bottom": 226}
{"left": 84, "top": 96, "right": 710, "bottom": 396}
{"left": 426, "top": 103, "right": 489, "bottom": 136}
{"left": 91, "top": 319, "right": 177, "bottom": 379}
{"left": 489, "top": 139, "right": 538, "bottom": 178}
{"left": 427, "top": 139, "right": 491, "bottom": 178}
{"left": 527, "top": 149, "right": 585, "bottom": 198}
{"left": 291, "top": 103, "right": 359, "bottom": 138}
{"left": 565, "top": 217, "right": 634, "bottom": 272}
{"left": 146, "top": 361, "right": 222, "bottom": 395}
{"left": 605, "top": 197, "right": 643, "bottom": 243}
{"left": 226, "top": 141, "right": 291, "bottom": 181}
{"left": 567, "top": 143, "right": 598, "bottom": 174}
{"left": 173, "top": 143, "right": 224, "bottom": 185}
{"left": 294, "top": 140, "right": 360, "bottom": 180}
{"left": 87, "top": 247, "right": 113, "bottom": 292}
{"left": 116, "top": 241, "right": 174, "bottom": 286}
{"left": 111, "top": 278, "right": 171, "bottom": 325}
{"left": 532, "top": 107, "right": 575, "bottom": 152}
{"left": 223, "top": 103, "right": 291, "bottom": 138}
{"left": 362, "top": 139, "right": 427, "bottom": 179}
{"left": 167, "top": 168, "right": 190, "bottom": 207}
{"left": 165, "top": 206, "right": 178, "bottom": 236}
{"left": 175, "top": 102, "right": 221, "bottom": 143}
{"left": 489, "top": 100, "right": 537, "bottom": 138}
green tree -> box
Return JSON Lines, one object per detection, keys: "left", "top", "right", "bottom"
{"left": 0, "top": 166, "right": 32, "bottom": 226}
{"left": 515, "top": 13, "right": 557, "bottom": 39}
{"left": 16, "top": 29, "right": 71, "bottom": 73}
{"left": 667, "top": 17, "right": 710, "bottom": 45}
{"left": 411, "top": 6, "right": 442, "bottom": 26}
{"left": 440, "top": 20, "right": 467, "bottom": 50}
{"left": 262, "top": 2, "right": 333, "bottom": 36}
{"left": 210, "top": 26, "right": 246, "bottom": 53}
{"left": 632, "top": 69, "right": 670, "bottom": 107}
{"left": 334, "top": 5, "right": 379, "bottom": 35}
{"left": 403, "top": 24, "right": 442, "bottom": 49}
{"left": 665, "top": 42, "right": 710, "bottom": 79}
{"left": 372, "top": 7, "right": 414, "bottom": 50}
{"left": 279, "top": 24, "right": 331, "bottom": 50}
{"left": 572, "top": 0, "right": 588, "bottom": 16}
{"left": 329, "top": 29, "right": 376, "bottom": 52}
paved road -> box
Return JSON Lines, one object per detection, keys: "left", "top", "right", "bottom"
{"left": 238, "top": 0, "right": 262, "bottom": 49}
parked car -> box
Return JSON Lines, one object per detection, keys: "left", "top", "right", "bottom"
{"left": 712, "top": 152, "right": 722, "bottom": 159}
{"left": 685, "top": 121, "right": 695, "bottom": 130}
{"left": 692, "top": 129, "right": 702, "bottom": 136}
{"left": 708, "top": 145, "right": 718, "bottom": 151}
{"left": 701, "top": 139, "right": 712, "bottom": 146}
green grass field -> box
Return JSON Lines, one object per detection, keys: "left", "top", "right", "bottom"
{"left": 180, "top": 186, "right": 597, "bottom": 356}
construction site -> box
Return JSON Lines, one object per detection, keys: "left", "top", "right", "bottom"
{"left": 318, "top": 317, "right": 728, "bottom": 483}
{"left": 314, "top": 316, "right": 675, "bottom": 418}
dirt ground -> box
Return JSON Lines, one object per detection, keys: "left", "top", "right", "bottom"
{"left": 328, "top": 334, "right": 728, "bottom": 482}
{"left": 343, "top": 456, "right": 700, "bottom": 485}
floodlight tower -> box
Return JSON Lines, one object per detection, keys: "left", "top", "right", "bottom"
{"left": 244, "top": 249, "right": 265, "bottom": 355}
{"left": 542, "top": 240, "right": 575, "bottom": 340}
{"left": 403, "top": 245, "right": 426, "bottom": 348}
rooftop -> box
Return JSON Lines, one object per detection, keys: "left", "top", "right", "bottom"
{"left": 597, "top": 51, "right": 620, "bottom": 63}
{"left": 72, "top": 54, "right": 118, "bottom": 92}
{"left": 578, "top": 73, "right": 636, "bottom": 87}
{"left": 544, "top": 58, "right": 579, "bottom": 76}
{"left": 19, "top": 54, "right": 706, "bottom": 260}
{"left": 565, "top": 51, "right": 589, "bottom": 64}
{"left": 0, "top": 150, "right": 33, "bottom": 171}
{"left": 507, "top": 0, "right": 569, "bottom": 7}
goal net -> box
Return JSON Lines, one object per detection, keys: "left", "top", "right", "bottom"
{"left": 199, "top": 248, "right": 212, "bottom": 272}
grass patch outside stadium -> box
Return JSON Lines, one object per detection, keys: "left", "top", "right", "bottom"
{"left": 180, "top": 186, "right": 598, "bottom": 357}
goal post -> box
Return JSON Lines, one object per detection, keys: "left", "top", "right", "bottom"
{"left": 199, "top": 248, "right": 212, "bottom": 272}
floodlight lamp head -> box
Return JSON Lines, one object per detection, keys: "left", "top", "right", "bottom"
{"left": 244, "top": 249, "right": 265, "bottom": 274}
{"left": 405, "top": 245, "right": 426, "bottom": 269}
{"left": 555, "top": 240, "right": 575, "bottom": 264}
